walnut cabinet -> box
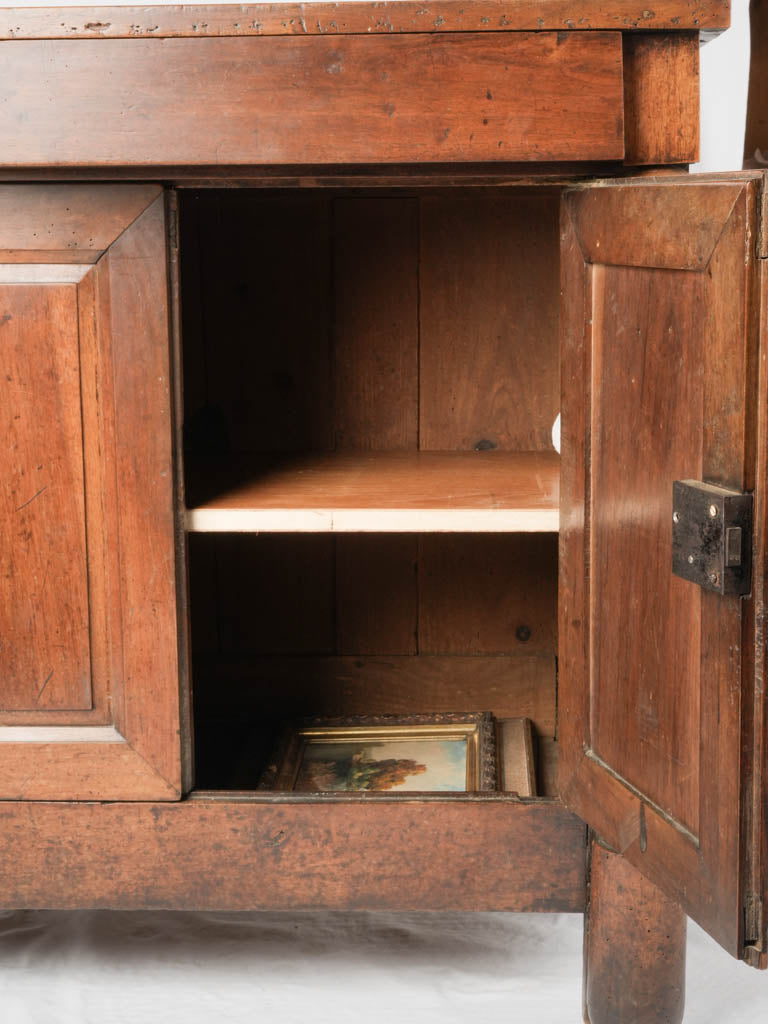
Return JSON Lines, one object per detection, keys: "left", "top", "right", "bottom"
{"left": 0, "top": 3, "right": 765, "bottom": 1020}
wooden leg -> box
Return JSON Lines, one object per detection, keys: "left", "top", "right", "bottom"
{"left": 584, "top": 839, "right": 686, "bottom": 1024}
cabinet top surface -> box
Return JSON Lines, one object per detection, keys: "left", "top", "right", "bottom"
{"left": 0, "top": 0, "right": 729, "bottom": 38}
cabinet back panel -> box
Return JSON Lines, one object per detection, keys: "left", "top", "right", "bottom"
{"left": 180, "top": 189, "right": 560, "bottom": 460}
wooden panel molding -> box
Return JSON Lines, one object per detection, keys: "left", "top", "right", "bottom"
{"left": 559, "top": 176, "right": 760, "bottom": 957}
{"left": 0, "top": 186, "right": 184, "bottom": 801}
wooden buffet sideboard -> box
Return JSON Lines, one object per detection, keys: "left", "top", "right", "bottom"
{"left": 0, "top": 4, "right": 765, "bottom": 1021}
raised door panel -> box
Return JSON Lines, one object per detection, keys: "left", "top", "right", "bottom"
{"left": 559, "top": 176, "right": 766, "bottom": 960}
{"left": 0, "top": 186, "right": 185, "bottom": 800}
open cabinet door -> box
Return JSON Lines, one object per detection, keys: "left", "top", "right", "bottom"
{"left": 560, "top": 174, "right": 767, "bottom": 964}
{"left": 0, "top": 186, "right": 187, "bottom": 800}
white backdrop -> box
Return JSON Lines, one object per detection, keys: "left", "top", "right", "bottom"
{"left": 0, "top": 1, "right": 764, "bottom": 1021}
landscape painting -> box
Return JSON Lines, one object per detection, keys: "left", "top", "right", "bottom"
{"left": 295, "top": 737, "right": 469, "bottom": 792}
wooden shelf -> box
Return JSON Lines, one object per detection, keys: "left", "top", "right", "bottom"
{"left": 185, "top": 451, "right": 559, "bottom": 533}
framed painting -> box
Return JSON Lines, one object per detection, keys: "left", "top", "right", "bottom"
{"left": 258, "top": 713, "right": 497, "bottom": 793}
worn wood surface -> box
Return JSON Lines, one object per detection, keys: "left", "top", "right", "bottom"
{"left": 585, "top": 841, "right": 686, "bottom": 1024}
{"left": 559, "top": 176, "right": 761, "bottom": 958}
{"left": 185, "top": 451, "right": 560, "bottom": 532}
{"left": 0, "top": 1, "right": 729, "bottom": 37}
{"left": 0, "top": 34, "right": 625, "bottom": 167}
{"left": 0, "top": 798, "right": 586, "bottom": 912}
{"left": 0, "top": 186, "right": 183, "bottom": 799}
{"left": 499, "top": 718, "right": 536, "bottom": 796}
{"left": 622, "top": 33, "right": 699, "bottom": 165}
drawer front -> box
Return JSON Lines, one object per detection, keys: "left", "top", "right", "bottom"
{"left": 0, "top": 32, "right": 624, "bottom": 166}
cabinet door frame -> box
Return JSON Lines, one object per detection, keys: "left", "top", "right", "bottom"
{"left": 559, "top": 172, "right": 767, "bottom": 963}
{"left": 0, "top": 185, "right": 188, "bottom": 801}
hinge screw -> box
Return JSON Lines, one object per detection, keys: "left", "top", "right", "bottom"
{"left": 673, "top": 510, "right": 680, "bottom": 523}
{"left": 709, "top": 572, "right": 720, "bottom": 586}
{"left": 709, "top": 504, "right": 718, "bottom": 518}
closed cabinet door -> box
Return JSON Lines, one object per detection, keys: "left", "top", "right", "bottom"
{"left": 0, "top": 185, "right": 187, "bottom": 800}
{"left": 559, "top": 172, "right": 768, "bottom": 966}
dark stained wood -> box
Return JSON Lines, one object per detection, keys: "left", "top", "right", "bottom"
{"left": 0, "top": 798, "right": 587, "bottom": 912}
{"left": 585, "top": 841, "right": 686, "bottom": 1024}
{"left": 419, "top": 535, "right": 557, "bottom": 655}
{"left": 194, "top": 654, "right": 557, "bottom": 737}
{"left": 333, "top": 198, "right": 418, "bottom": 450}
{"left": 335, "top": 536, "right": 418, "bottom": 654}
{"left": 744, "top": 0, "right": 768, "bottom": 166}
{"left": 208, "top": 534, "right": 335, "bottom": 655}
{"left": 189, "top": 193, "right": 333, "bottom": 454}
{"left": 742, "top": 243, "right": 768, "bottom": 968}
{"left": 0, "top": 282, "right": 91, "bottom": 710}
{"left": 559, "top": 176, "right": 761, "bottom": 958}
{"left": 419, "top": 193, "right": 561, "bottom": 450}
{"left": 0, "top": 34, "right": 625, "bottom": 166}
{"left": 0, "top": 1, "right": 730, "bottom": 37}
{"left": 0, "top": 187, "right": 183, "bottom": 799}
{"left": 622, "top": 33, "right": 699, "bottom": 166}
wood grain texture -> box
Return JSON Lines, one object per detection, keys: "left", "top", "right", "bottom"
{"left": 744, "top": 0, "right": 768, "bottom": 166}
{"left": 185, "top": 451, "right": 560, "bottom": 531}
{"left": 0, "top": 185, "right": 162, "bottom": 258}
{"left": 565, "top": 180, "right": 744, "bottom": 269}
{"left": 559, "top": 176, "right": 760, "bottom": 958}
{"left": 0, "top": 798, "right": 587, "bottom": 913}
{"left": 585, "top": 841, "right": 686, "bottom": 1024}
{"left": 0, "top": 186, "right": 184, "bottom": 799}
{"left": 419, "top": 193, "right": 561, "bottom": 450}
{"left": 333, "top": 198, "right": 418, "bottom": 450}
{"left": 418, "top": 534, "right": 557, "bottom": 655}
{"left": 622, "top": 32, "right": 699, "bottom": 166}
{"left": 193, "top": 655, "right": 558, "bottom": 737}
{"left": 0, "top": 283, "right": 91, "bottom": 710}
{"left": 0, "top": 1, "right": 730, "bottom": 37}
{"left": 0, "top": 34, "right": 625, "bottom": 166}
{"left": 742, "top": 239, "right": 768, "bottom": 968}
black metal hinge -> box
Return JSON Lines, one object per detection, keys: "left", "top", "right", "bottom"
{"left": 672, "top": 480, "right": 753, "bottom": 596}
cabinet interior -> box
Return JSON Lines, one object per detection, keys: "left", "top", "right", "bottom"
{"left": 179, "top": 187, "right": 561, "bottom": 795}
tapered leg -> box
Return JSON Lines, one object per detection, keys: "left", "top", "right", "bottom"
{"left": 584, "top": 839, "right": 686, "bottom": 1024}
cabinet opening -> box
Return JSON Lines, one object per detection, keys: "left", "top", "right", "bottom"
{"left": 178, "top": 185, "right": 561, "bottom": 798}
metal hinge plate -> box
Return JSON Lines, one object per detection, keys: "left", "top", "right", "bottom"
{"left": 672, "top": 480, "right": 753, "bottom": 596}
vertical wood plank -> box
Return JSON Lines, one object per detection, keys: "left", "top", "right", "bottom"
{"left": 335, "top": 535, "right": 418, "bottom": 655}
{"left": 213, "top": 535, "right": 335, "bottom": 655}
{"left": 0, "top": 282, "right": 92, "bottom": 710}
{"left": 418, "top": 535, "right": 557, "bottom": 654}
{"left": 419, "top": 193, "right": 560, "bottom": 451}
{"left": 333, "top": 197, "right": 418, "bottom": 450}
{"left": 622, "top": 33, "right": 699, "bottom": 166}
{"left": 195, "top": 194, "right": 333, "bottom": 454}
